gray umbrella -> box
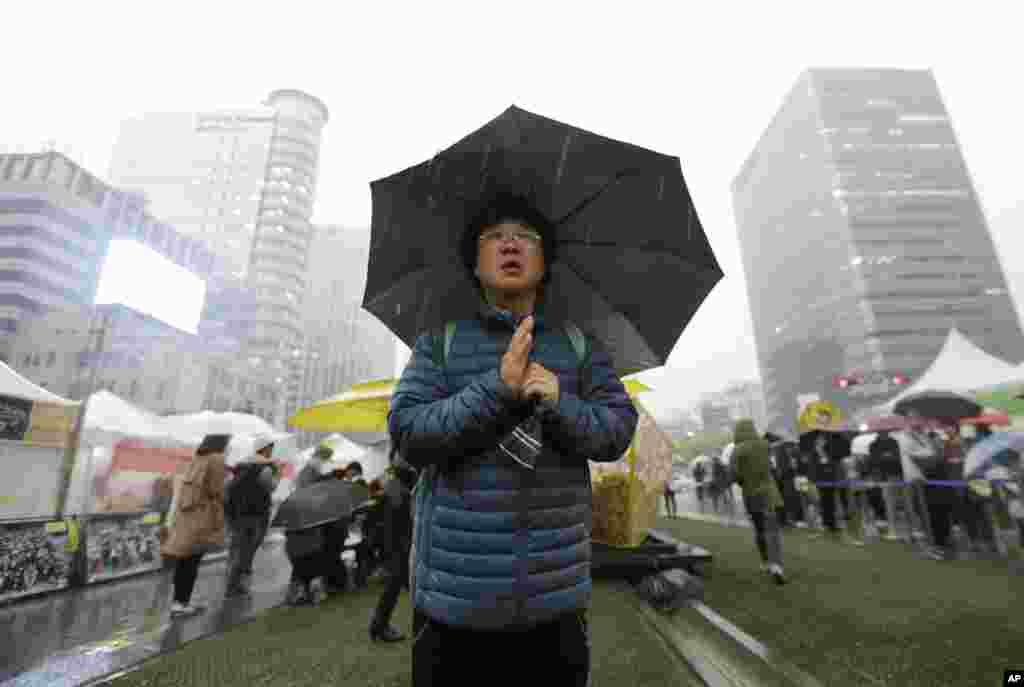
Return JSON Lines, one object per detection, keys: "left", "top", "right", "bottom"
{"left": 892, "top": 391, "right": 982, "bottom": 421}
{"left": 271, "top": 480, "right": 369, "bottom": 531}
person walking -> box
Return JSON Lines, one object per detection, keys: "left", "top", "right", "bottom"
{"left": 224, "top": 436, "right": 280, "bottom": 598}
{"left": 693, "top": 459, "right": 708, "bottom": 511}
{"left": 161, "top": 434, "right": 229, "bottom": 617}
{"left": 389, "top": 193, "right": 638, "bottom": 687}
{"left": 734, "top": 420, "right": 787, "bottom": 584}
{"left": 663, "top": 477, "right": 678, "bottom": 518}
{"left": 369, "top": 452, "right": 418, "bottom": 642}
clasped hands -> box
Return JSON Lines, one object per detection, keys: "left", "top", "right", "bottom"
{"left": 500, "top": 316, "right": 559, "bottom": 406}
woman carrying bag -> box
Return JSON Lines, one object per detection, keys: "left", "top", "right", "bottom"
{"left": 161, "top": 434, "right": 230, "bottom": 617}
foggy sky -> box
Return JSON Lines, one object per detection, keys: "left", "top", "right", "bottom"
{"left": 5, "top": 1, "right": 1022, "bottom": 420}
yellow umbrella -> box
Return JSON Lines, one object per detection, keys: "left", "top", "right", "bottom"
{"left": 292, "top": 375, "right": 651, "bottom": 443}
{"left": 288, "top": 378, "right": 396, "bottom": 443}
{"left": 798, "top": 400, "right": 845, "bottom": 433}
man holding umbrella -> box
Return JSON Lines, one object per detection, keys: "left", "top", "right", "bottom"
{"left": 389, "top": 193, "right": 639, "bottom": 685}
{"left": 372, "top": 106, "right": 720, "bottom": 686}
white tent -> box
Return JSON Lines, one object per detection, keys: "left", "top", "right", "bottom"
{"left": 82, "top": 390, "right": 167, "bottom": 441}
{"left": 0, "top": 360, "right": 78, "bottom": 405}
{"left": 884, "top": 329, "right": 1023, "bottom": 409}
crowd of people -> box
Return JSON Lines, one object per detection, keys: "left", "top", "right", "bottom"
{"left": 679, "top": 417, "right": 1022, "bottom": 564}
{"left": 156, "top": 432, "right": 420, "bottom": 644}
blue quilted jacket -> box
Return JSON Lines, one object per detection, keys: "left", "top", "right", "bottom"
{"left": 389, "top": 303, "right": 638, "bottom": 631}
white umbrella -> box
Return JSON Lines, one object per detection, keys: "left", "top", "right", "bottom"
{"left": 160, "top": 410, "right": 276, "bottom": 439}
{"left": 225, "top": 431, "right": 294, "bottom": 467}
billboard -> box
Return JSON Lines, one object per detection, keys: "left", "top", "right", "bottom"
{"left": 95, "top": 240, "right": 207, "bottom": 335}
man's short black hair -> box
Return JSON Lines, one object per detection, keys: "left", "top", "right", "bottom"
{"left": 460, "top": 193, "right": 557, "bottom": 290}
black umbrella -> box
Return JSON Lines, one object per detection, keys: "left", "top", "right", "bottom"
{"left": 271, "top": 480, "right": 369, "bottom": 531}
{"left": 364, "top": 106, "right": 722, "bottom": 376}
{"left": 892, "top": 391, "right": 981, "bottom": 421}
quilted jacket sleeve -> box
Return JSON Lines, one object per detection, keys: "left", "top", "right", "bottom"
{"left": 388, "top": 332, "right": 529, "bottom": 471}
{"left": 538, "top": 340, "right": 638, "bottom": 463}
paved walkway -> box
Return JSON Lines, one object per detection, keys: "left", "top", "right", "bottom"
{"left": 0, "top": 537, "right": 292, "bottom": 687}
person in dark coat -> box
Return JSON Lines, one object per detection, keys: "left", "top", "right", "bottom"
{"left": 224, "top": 437, "right": 280, "bottom": 597}
{"left": 389, "top": 194, "right": 638, "bottom": 687}
{"left": 369, "top": 450, "right": 418, "bottom": 642}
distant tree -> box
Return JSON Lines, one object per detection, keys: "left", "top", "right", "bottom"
{"left": 672, "top": 431, "right": 733, "bottom": 462}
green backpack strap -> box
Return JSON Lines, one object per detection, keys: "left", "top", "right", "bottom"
{"left": 431, "top": 321, "right": 457, "bottom": 371}
{"left": 564, "top": 321, "right": 592, "bottom": 395}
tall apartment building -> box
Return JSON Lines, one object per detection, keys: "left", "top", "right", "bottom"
{"left": 732, "top": 68, "right": 1024, "bottom": 433}
{"left": 108, "top": 90, "right": 329, "bottom": 425}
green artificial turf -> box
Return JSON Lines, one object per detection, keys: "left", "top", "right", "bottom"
{"left": 659, "top": 517, "right": 1024, "bottom": 687}
{"left": 106, "top": 580, "right": 701, "bottom": 687}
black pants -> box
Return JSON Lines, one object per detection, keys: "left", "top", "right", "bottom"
{"left": 322, "top": 521, "right": 349, "bottom": 590}
{"left": 925, "top": 486, "right": 953, "bottom": 547}
{"left": 372, "top": 537, "right": 410, "bottom": 629}
{"left": 819, "top": 486, "right": 850, "bottom": 532}
{"left": 782, "top": 478, "right": 804, "bottom": 523}
{"left": 663, "top": 490, "right": 676, "bottom": 517}
{"left": 227, "top": 515, "right": 268, "bottom": 590}
{"left": 412, "top": 608, "right": 590, "bottom": 687}
{"left": 290, "top": 552, "right": 328, "bottom": 584}
{"left": 867, "top": 487, "right": 887, "bottom": 521}
{"left": 173, "top": 554, "right": 204, "bottom": 605}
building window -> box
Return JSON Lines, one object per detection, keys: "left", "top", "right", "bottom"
{"left": 156, "top": 381, "right": 167, "bottom": 400}
{"left": 130, "top": 380, "right": 140, "bottom": 399}
{"left": 46, "top": 351, "right": 56, "bottom": 367}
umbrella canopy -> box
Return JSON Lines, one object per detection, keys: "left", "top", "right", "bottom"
{"left": 856, "top": 415, "right": 919, "bottom": 433}
{"left": 271, "top": 479, "right": 369, "bottom": 531}
{"left": 974, "top": 390, "right": 1024, "bottom": 417}
{"left": 365, "top": 105, "right": 722, "bottom": 376}
{"left": 964, "top": 432, "right": 1024, "bottom": 480}
{"left": 893, "top": 391, "right": 982, "bottom": 421}
{"left": 960, "top": 412, "right": 1011, "bottom": 427}
{"left": 288, "top": 379, "right": 395, "bottom": 444}
{"left": 225, "top": 431, "right": 293, "bottom": 467}
{"left": 798, "top": 400, "right": 845, "bottom": 433}
{"left": 161, "top": 410, "right": 276, "bottom": 440}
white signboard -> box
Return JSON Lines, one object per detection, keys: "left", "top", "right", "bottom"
{"left": 0, "top": 443, "right": 66, "bottom": 520}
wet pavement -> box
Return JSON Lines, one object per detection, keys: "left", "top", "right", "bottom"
{"left": 0, "top": 535, "right": 292, "bottom": 687}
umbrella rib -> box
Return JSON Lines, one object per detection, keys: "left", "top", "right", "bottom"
{"left": 559, "top": 239, "right": 720, "bottom": 270}
{"left": 554, "top": 169, "right": 642, "bottom": 227}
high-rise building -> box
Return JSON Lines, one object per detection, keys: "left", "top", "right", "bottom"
{"left": 732, "top": 68, "right": 1024, "bottom": 433}
{"left": 295, "top": 225, "right": 395, "bottom": 448}
{"left": 0, "top": 151, "right": 218, "bottom": 354}
{"left": 108, "top": 90, "right": 330, "bottom": 424}
{"left": 9, "top": 303, "right": 278, "bottom": 420}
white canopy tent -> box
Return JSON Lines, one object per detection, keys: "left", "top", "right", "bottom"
{"left": 884, "top": 329, "right": 1023, "bottom": 410}
{"left": 0, "top": 360, "right": 78, "bottom": 406}
{"left": 0, "top": 362, "right": 79, "bottom": 520}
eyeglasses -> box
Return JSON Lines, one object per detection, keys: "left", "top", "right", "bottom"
{"left": 478, "top": 228, "right": 542, "bottom": 245}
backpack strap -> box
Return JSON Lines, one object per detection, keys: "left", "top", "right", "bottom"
{"left": 431, "top": 321, "right": 457, "bottom": 370}
{"left": 563, "top": 321, "right": 592, "bottom": 397}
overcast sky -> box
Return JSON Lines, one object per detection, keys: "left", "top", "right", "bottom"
{"left": 5, "top": 1, "right": 1023, "bottom": 421}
